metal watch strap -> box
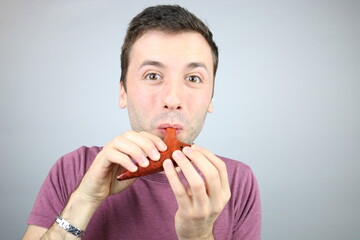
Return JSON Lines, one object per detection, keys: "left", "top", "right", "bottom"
{"left": 56, "top": 216, "right": 85, "bottom": 238}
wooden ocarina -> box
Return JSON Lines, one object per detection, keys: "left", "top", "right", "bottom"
{"left": 117, "top": 127, "right": 191, "bottom": 181}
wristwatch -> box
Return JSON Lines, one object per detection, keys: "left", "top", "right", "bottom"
{"left": 56, "top": 216, "right": 85, "bottom": 238}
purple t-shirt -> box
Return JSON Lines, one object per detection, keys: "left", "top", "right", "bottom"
{"left": 27, "top": 146, "right": 261, "bottom": 239}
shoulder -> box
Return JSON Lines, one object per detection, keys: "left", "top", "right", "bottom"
{"left": 215, "top": 156, "right": 262, "bottom": 239}
{"left": 55, "top": 146, "right": 102, "bottom": 169}
{"left": 49, "top": 146, "right": 103, "bottom": 184}
{"left": 217, "top": 155, "right": 254, "bottom": 181}
{"left": 60, "top": 145, "right": 102, "bottom": 161}
{"left": 43, "top": 146, "right": 103, "bottom": 201}
{"left": 26, "top": 146, "right": 103, "bottom": 228}
{"left": 217, "top": 155, "right": 260, "bottom": 197}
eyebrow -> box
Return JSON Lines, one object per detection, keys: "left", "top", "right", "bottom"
{"left": 187, "top": 62, "right": 208, "bottom": 71}
{"left": 139, "top": 60, "right": 208, "bottom": 71}
{"left": 140, "top": 60, "right": 164, "bottom": 69}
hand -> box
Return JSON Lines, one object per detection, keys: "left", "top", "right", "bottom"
{"left": 163, "top": 145, "right": 231, "bottom": 240}
{"left": 77, "top": 130, "right": 167, "bottom": 203}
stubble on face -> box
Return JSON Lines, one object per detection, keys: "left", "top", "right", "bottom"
{"left": 127, "top": 98, "right": 209, "bottom": 144}
{"left": 123, "top": 31, "right": 214, "bottom": 144}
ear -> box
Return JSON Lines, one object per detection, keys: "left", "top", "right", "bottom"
{"left": 207, "top": 101, "right": 213, "bottom": 113}
{"left": 119, "top": 82, "right": 127, "bottom": 109}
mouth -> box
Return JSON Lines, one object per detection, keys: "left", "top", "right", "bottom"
{"left": 157, "top": 123, "right": 183, "bottom": 136}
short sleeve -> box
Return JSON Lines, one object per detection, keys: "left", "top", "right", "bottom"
{"left": 26, "top": 146, "right": 100, "bottom": 228}
{"left": 232, "top": 168, "right": 262, "bottom": 239}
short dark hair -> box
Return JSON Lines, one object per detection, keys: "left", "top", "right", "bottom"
{"left": 120, "top": 5, "right": 218, "bottom": 94}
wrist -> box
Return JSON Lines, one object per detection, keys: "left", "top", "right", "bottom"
{"left": 179, "top": 236, "right": 214, "bottom": 240}
{"left": 178, "top": 232, "right": 214, "bottom": 240}
{"left": 59, "top": 189, "right": 102, "bottom": 230}
{"left": 55, "top": 216, "right": 85, "bottom": 238}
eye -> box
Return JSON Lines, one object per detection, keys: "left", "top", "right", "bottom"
{"left": 145, "top": 73, "right": 161, "bottom": 81}
{"left": 186, "top": 75, "right": 201, "bottom": 83}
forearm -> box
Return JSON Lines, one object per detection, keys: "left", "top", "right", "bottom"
{"left": 41, "top": 189, "right": 102, "bottom": 240}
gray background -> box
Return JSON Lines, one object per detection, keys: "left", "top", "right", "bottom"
{"left": 1, "top": 0, "right": 359, "bottom": 239}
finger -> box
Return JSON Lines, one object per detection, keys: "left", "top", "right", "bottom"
{"left": 106, "top": 148, "right": 138, "bottom": 172}
{"left": 163, "top": 159, "right": 191, "bottom": 208}
{"left": 172, "top": 150, "right": 208, "bottom": 205}
{"left": 192, "top": 145, "right": 231, "bottom": 197}
{"left": 113, "top": 136, "right": 150, "bottom": 168}
{"left": 182, "top": 146, "right": 222, "bottom": 200}
{"left": 139, "top": 131, "right": 167, "bottom": 152}
{"left": 123, "top": 130, "right": 167, "bottom": 160}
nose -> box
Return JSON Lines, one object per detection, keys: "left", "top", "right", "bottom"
{"left": 162, "top": 80, "right": 183, "bottom": 111}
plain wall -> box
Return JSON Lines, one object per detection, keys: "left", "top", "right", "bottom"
{"left": 1, "top": 0, "right": 359, "bottom": 239}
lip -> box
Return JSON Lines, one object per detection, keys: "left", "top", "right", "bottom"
{"left": 157, "top": 123, "right": 183, "bottom": 136}
{"left": 158, "top": 123, "right": 183, "bottom": 129}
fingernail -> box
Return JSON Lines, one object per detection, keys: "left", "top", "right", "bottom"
{"left": 183, "top": 146, "right": 192, "bottom": 154}
{"left": 140, "top": 156, "right": 149, "bottom": 167}
{"left": 151, "top": 149, "right": 160, "bottom": 160}
{"left": 191, "top": 144, "right": 200, "bottom": 150}
{"left": 173, "top": 150, "right": 183, "bottom": 159}
{"left": 160, "top": 142, "right": 167, "bottom": 151}
{"left": 131, "top": 164, "right": 138, "bottom": 172}
{"left": 163, "top": 159, "right": 173, "bottom": 170}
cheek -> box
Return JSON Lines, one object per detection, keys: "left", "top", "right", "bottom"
{"left": 185, "top": 92, "right": 212, "bottom": 111}
{"left": 129, "top": 88, "right": 158, "bottom": 112}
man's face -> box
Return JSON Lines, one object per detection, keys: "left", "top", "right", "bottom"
{"left": 120, "top": 31, "right": 214, "bottom": 144}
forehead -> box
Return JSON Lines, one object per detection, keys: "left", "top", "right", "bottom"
{"left": 128, "top": 31, "right": 214, "bottom": 72}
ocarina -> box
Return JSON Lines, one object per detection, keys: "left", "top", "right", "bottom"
{"left": 117, "top": 127, "right": 191, "bottom": 181}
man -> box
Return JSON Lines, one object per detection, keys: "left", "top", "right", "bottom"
{"left": 23, "top": 5, "right": 261, "bottom": 240}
